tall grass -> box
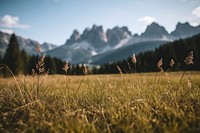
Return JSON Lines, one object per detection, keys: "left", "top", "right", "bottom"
{"left": 0, "top": 72, "right": 199, "bottom": 132}
{"left": 0, "top": 48, "right": 199, "bottom": 132}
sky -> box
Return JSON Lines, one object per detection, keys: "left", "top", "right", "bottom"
{"left": 0, "top": 0, "right": 200, "bottom": 45}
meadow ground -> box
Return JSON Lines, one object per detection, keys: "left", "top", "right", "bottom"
{"left": 0, "top": 72, "right": 200, "bottom": 132}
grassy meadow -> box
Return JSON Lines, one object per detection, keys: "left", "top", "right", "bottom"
{"left": 0, "top": 71, "right": 200, "bottom": 132}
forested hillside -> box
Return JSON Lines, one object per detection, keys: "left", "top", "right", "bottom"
{"left": 96, "top": 33, "right": 200, "bottom": 74}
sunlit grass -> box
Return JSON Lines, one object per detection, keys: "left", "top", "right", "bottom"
{"left": 0, "top": 72, "right": 200, "bottom": 132}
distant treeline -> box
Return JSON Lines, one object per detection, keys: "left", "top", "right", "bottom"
{"left": 0, "top": 33, "right": 200, "bottom": 76}
{"left": 0, "top": 34, "right": 88, "bottom": 77}
{"left": 94, "top": 33, "right": 200, "bottom": 74}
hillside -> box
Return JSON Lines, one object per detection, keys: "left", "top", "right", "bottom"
{"left": 88, "top": 40, "right": 169, "bottom": 65}
{"left": 97, "top": 33, "right": 200, "bottom": 74}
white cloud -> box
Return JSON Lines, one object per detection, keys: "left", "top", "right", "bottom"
{"left": 0, "top": 15, "right": 30, "bottom": 29}
{"left": 192, "top": 6, "right": 200, "bottom": 18}
{"left": 138, "top": 16, "right": 156, "bottom": 25}
{"left": 190, "top": 22, "right": 199, "bottom": 26}
{"left": 0, "top": 29, "right": 14, "bottom": 34}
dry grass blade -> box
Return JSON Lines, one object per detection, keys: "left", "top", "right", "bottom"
{"left": 117, "top": 66, "right": 123, "bottom": 75}
{"left": 3, "top": 100, "right": 41, "bottom": 115}
{"left": 175, "top": 51, "right": 194, "bottom": 94}
{"left": 0, "top": 64, "right": 25, "bottom": 103}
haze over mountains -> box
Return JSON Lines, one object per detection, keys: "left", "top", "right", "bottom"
{"left": 0, "top": 22, "right": 200, "bottom": 65}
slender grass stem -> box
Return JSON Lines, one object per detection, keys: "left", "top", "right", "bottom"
{"left": 176, "top": 65, "right": 188, "bottom": 89}
{"left": 77, "top": 75, "right": 85, "bottom": 93}
{"left": 37, "top": 74, "right": 39, "bottom": 99}
{"left": 0, "top": 64, "right": 25, "bottom": 103}
{"left": 179, "top": 65, "right": 188, "bottom": 84}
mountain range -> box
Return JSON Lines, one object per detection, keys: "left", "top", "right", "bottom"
{"left": 0, "top": 22, "right": 200, "bottom": 65}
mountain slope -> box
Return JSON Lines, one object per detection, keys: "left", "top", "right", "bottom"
{"left": 0, "top": 31, "right": 57, "bottom": 57}
{"left": 0, "top": 31, "right": 10, "bottom": 57}
{"left": 46, "top": 41, "right": 91, "bottom": 63}
{"left": 88, "top": 40, "right": 169, "bottom": 65}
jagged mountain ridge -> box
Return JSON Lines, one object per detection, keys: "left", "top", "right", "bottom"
{"left": 1, "top": 22, "right": 200, "bottom": 65}
{"left": 141, "top": 22, "right": 170, "bottom": 39}
{"left": 65, "top": 25, "right": 131, "bottom": 49}
{"left": 171, "top": 22, "right": 200, "bottom": 38}
{"left": 47, "top": 22, "right": 200, "bottom": 64}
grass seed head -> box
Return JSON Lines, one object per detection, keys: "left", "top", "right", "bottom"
{"left": 63, "top": 62, "right": 69, "bottom": 73}
{"left": 131, "top": 54, "right": 137, "bottom": 64}
{"left": 83, "top": 64, "right": 88, "bottom": 75}
{"left": 34, "top": 53, "right": 46, "bottom": 75}
{"left": 157, "top": 58, "right": 163, "bottom": 72}
{"left": 38, "top": 53, "right": 46, "bottom": 66}
{"left": 184, "top": 51, "right": 194, "bottom": 65}
{"left": 170, "top": 59, "right": 175, "bottom": 67}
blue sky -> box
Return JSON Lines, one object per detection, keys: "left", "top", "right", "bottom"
{"left": 0, "top": 0, "right": 200, "bottom": 45}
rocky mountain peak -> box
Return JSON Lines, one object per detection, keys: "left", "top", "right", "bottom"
{"left": 81, "top": 25, "right": 107, "bottom": 48}
{"left": 106, "top": 26, "right": 131, "bottom": 46}
{"left": 141, "top": 22, "right": 169, "bottom": 38}
{"left": 171, "top": 22, "right": 200, "bottom": 38}
{"left": 65, "top": 29, "right": 81, "bottom": 45}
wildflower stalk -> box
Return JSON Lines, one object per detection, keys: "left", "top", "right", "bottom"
{"left": 63, "top": 62, "right": 70, "bottom": 98}
{"left": 131, "top": 53, "right": 137, "bottom": 73}
{"left": 131, "top": 52, "right": 141, "bottom": 85}
{"left": 167, "top": 59, "right": 175, "bottom": 72}
{"left": 154, "top": 58, "right": 163, "bottom": 86}
{"left": 63, "top": 62, "right": 69, "bottom": 89}
{"left": 175, "top": 51, "right": 193, "bottom": 92}
{"left": 32, "top": 42, "right": 46, "bottom": 99}
{"left": 157, "top": 58, "right": 163, "bottom": 72}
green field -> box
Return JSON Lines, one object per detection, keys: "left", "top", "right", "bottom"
{"left": 0, "top": 72, "right": 200, "bottom": 132}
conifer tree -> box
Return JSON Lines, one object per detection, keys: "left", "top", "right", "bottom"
{"left": 28, "top": 55, "right": 37, "bottom": 75}
{"left": 45, "top": 56, "right": 57, "bottom": 74}
{"left": 0, "top": 56, "right": 2, "bottom": 64}
{"left": 3, "top": 33, "right": 23, "bottom": 75}
{"left": 21, "top": 49, "right": 29, "bottom": 74}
